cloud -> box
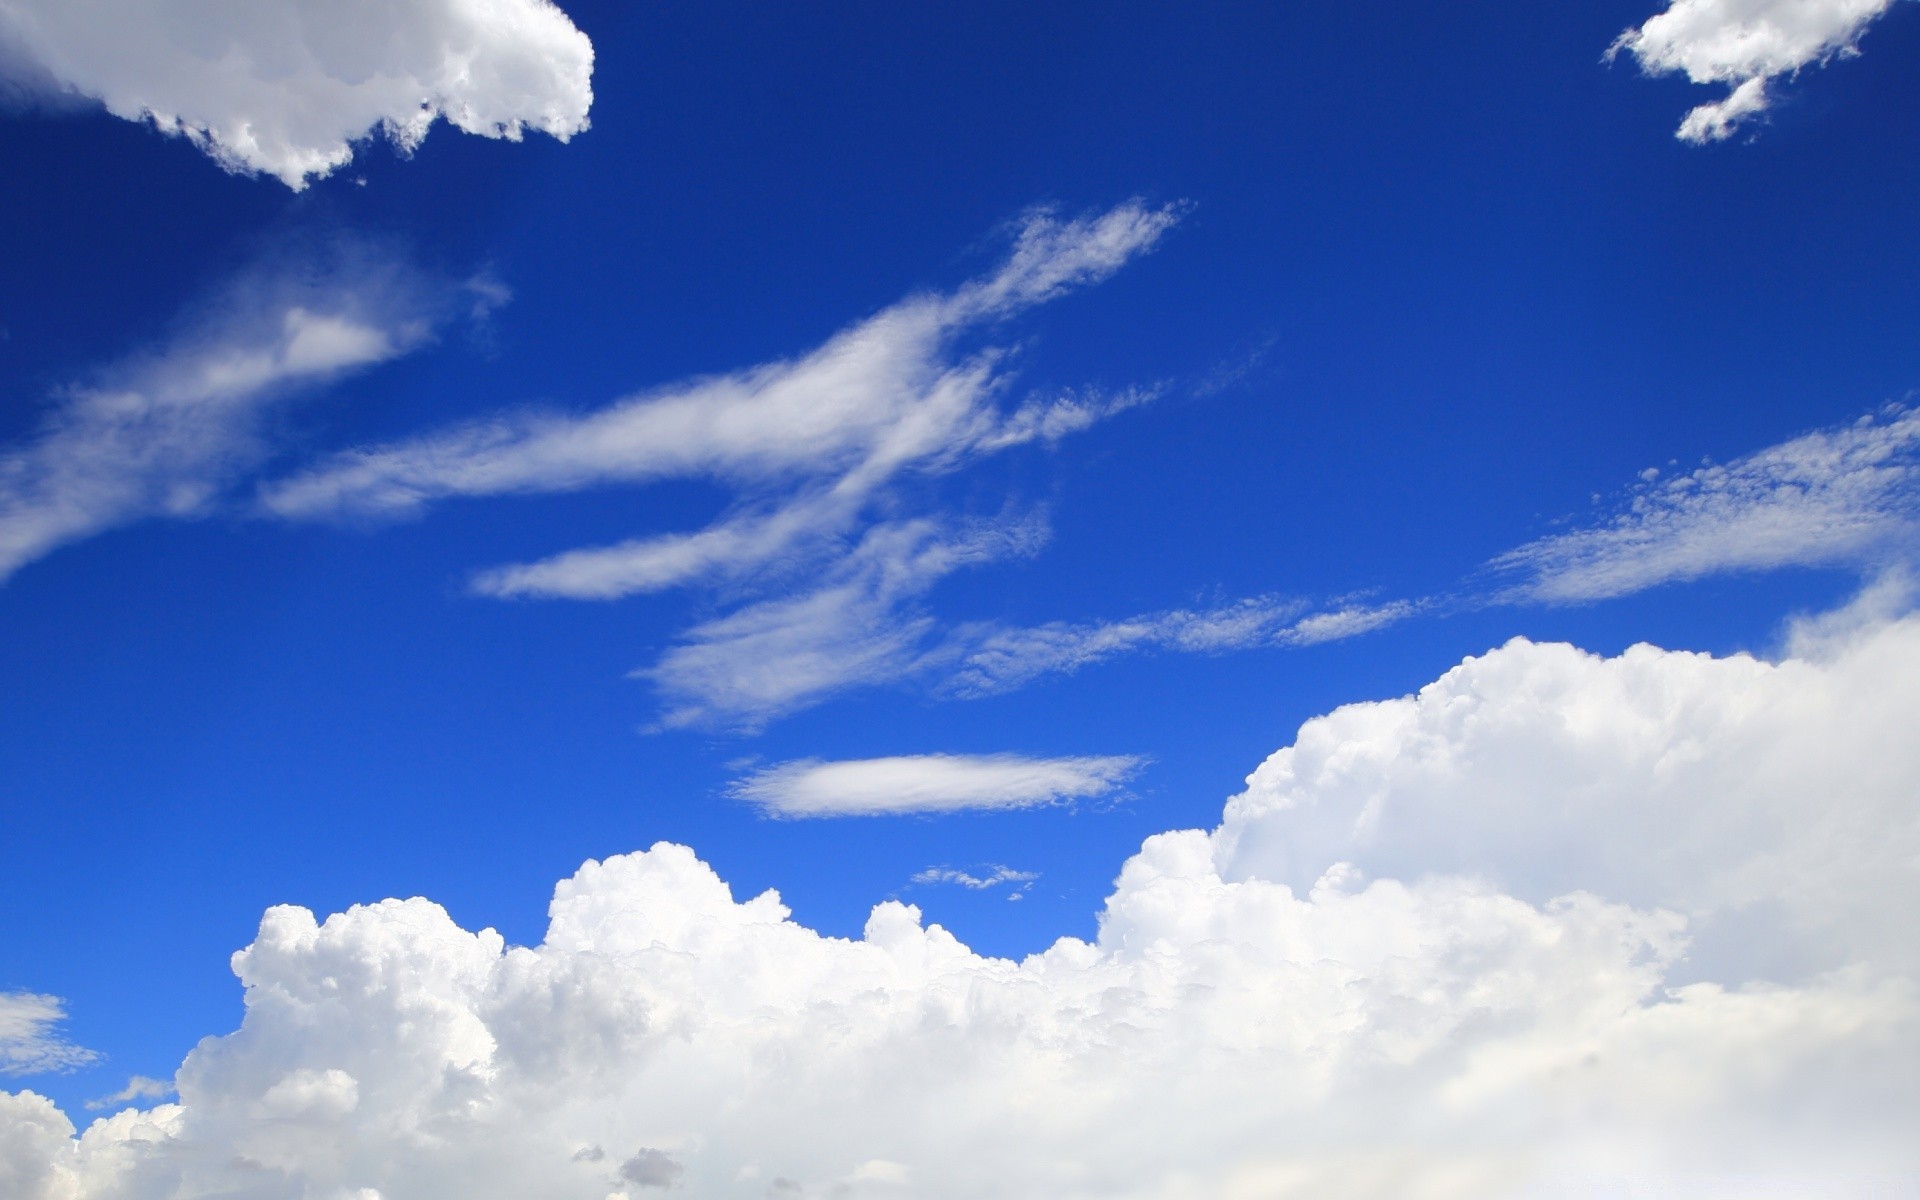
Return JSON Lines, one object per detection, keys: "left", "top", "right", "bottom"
{"left": 942, "top": 595, "right": 1419, "bottom": 697}
{"left": 7, "top": 600, "right": 1920, "bottom": 1197}
{"left": 83, "top": 1078, "right": 171, "bottom": 1112}
{"left": 729, "top": 753, "right": 1142, "bottom": 818}
{"left": 910, "top": 865, "right": 1038, "bottom": 894}
{"left": 1491, "top": 404, "right": 1920, "bottom": 603}
{"left": 1612, "top": 0, "right": 1907, "bottom": 142}
{"left": 0, "top": 993, "right": 97, "bottom": 1077}
{"left": 0, "top": 248, "right": 451, "bottom": 583}
{"left": 0, "top": 0, "right": 592, "bottom": 188}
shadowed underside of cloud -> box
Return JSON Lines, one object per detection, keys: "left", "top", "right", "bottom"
{"left": 0, "top": 0, "right": 593, "bottom": 187}
{"left": 6, "top": 595, "right": 1918, "bottom": 1198}
{"left": 1613, "top": 0, "right": 1908, "bottom": 142}
{"left": 0, "top": 248, "right": 459, "bottom": 583}
{"left": 729, "top": 753, "right": 1143, "bottom": 818}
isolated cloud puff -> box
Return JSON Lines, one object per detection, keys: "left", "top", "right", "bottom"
{"left": 730, "top": 752, "right": 1141, "bottom": 818}
{"left": 0, "top": 0, "right": 593, "bottom": 187}
{"left": 1613, "top": 0, "right": 1907, "bottom": 141}
{"left": 5, "top": 598, "right": 1918, "bottom": 1198}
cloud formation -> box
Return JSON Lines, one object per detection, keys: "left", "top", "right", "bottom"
{"left": 0, "top": 0, "right": 593, "bottom": 187}
{"left": 1492, "top": 404, "right": 1919, "bottom": 602}
{"left": 1613, "top": 0, "right": 1906, "bottom": 142}
{"left": 0, "top": 250, "right": 448, "bottom": 583}
{"left": 6, "top": 600, "right": 1919, "bottom": 1198}
{"left": 910, "top": 865, "right": 1038, "bottom": 894}
{"left": 730, "top": 752, "right": 1141, "bottom": 818}
{"left": 0, "top": 994, "right": 96, "bottom": 1078}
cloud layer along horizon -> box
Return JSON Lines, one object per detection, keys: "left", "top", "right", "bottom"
{"left": 0, "top": 0, "right": 593, "bottom": 187}
{"left": 6, "top": 591, "right": 1917, "bottom": 1198}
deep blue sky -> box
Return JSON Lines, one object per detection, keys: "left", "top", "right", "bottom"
{"left": 4, "top": 0, "right": 1917, "bottom": 1115}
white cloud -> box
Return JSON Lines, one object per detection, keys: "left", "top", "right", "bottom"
{"left": 0, "top": 993, "right": 97, "bottom": 1078}
{"left": 730, "top": 752, "right": 1142, "bottom": 818}
{"left": 83, "top": 1078, "right": 171, "bottom": 1112}
{"left": 0, "top": 250, "right": 446, "bottom": 583}
{"left": 7, "top": 601, "right": 1920, "bottom": 1197}
{"left": 0, "top": 0, "right": 592, "bottom": 187}
{"left": 910, "top": 865, "right": 1038, "bottom": 894}
{"left": 942, "top": 595, "right": 1419, "bottom": 697}
{"left": 1491, "top": 405, "right": 1919, "bottom": 602}
{"left": 1612, "top": 0, "right": 1907, "bottom": 142}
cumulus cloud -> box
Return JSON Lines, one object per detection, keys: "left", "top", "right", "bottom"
{"left": 0, "top": 0, "right": 592, "bottom": 187}
{"left": 1492, "top": 404, "right": 1920, "bottom": 603}
{"left": 1612, "top": 0, "right": 1908, "bottom": 142}
{"left": 0, "top": 994, "right": 96, "bottom": 1078}
{"left": 0, "top": 248, "right": 454, "bottom": 583}
{"left": 7, "top": 601, "right": 1920, "bottom": 1198}
{"left": 730, "top": 753, "right": 1141, "bottom": 818}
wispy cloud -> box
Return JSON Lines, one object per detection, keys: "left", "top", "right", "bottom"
{"left": 728, "top": 753, "right": 1142, "bottom": 818}
{"left": 0, "top": 991, "right": 97, "bottom": 1076}
{"left": 911, "top": 865, "right": 1038, "bottom": 898}
{"left": 84, "top": 1075, "right": 172, "bottom": 1111}
{"left": 0, "top": 0, "right": 592, "bottom": 187}
{"left": 0, "top": 248, "right": 451, "bottom": 583}
{"left": 1611, "top": 0, "right": 1907, "bottom": 142}
{"left": 1492, "top": 404, "right": 1919, "bottom": 603}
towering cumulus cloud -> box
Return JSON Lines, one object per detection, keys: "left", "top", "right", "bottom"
{"left": 0, "top": 0, "right": 593, "bottom": 187}
{"left": 6, "top": 598, "right": 1918, "bottom": 1198}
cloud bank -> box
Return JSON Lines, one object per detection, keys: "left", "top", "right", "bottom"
{"left": 1613, "top": 0, "right": 1907, "bottom": 142}
{"left": 0, "top": 0, "right": 593, "bottom": 187}
{"left": 0, "top": 250, "right": 449, "bottom": 583}
{"left": 6, "top": 599, "right": 1918, "bottom": 1198}
{"left": 730, "top": 753, "right": 1141, "bottom": 818}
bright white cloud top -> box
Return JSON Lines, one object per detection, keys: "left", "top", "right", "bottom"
{"left": 729, "top": 753, "right": 1142, "bottom": 818}
{"left": 6, "top": 600, "right": 1919, "bottom": 1197}
{"left": 0, "top": 252, "right": 445, "bottom": 583}
{"left": 1614, "top": 0, "right": 1907, "bottom": 142}
{"left": 0, "top": 0, "right": 592, "bottom": 187}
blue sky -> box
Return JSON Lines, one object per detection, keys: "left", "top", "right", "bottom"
{"left": 3, "top": 2, "right": 1920, "bottom": 1196}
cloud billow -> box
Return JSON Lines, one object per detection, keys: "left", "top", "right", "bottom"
{"left": 0, "top": 0, "right": 593, "bottom": 187}
{"left": 5, "top": 597, "right": 1919, "bottom": 1197}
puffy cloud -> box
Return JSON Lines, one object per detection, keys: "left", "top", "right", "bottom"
{"left": 1492, "top": 404, "right": 1919, "bottom": 603}
{"left": 0, "top": 0, "right": 592, "bottom": 187}
{"left": 1612, "top": 0, "right": 1907, "bottom": 142}
{"left": 6, "top": 601, "right": 1920, "bottom": 1198}
{"left": 0, "top": 249, "right": 454, "bottom": 583}
{"left": 730, "top": 752, "right": 1141, "bottom": 818}
{"left": 0, "top": 994, "right": 96, "bottom": 1077}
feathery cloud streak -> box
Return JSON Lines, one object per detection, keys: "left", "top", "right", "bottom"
{"left": 730, "top": 752, "right": 1141, "bottom": 818}
{"left": 6, "top": 601, "right": 1918, "bottom": 1197}
{"left": 1613, "top": 0, "right": 1907, "bottom": 142}
{"left": 0, "top": 252, "right": 449, "bottom": 583}
{"left": 0, "top": 994, "right": 96, "bottom": 1078}
{"left": 0, "top": 0, "right": 593, "bottom": 187}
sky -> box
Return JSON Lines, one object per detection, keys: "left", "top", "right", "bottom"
{"left": 1, "top": 1, "right": 1919, "bottom": 1197}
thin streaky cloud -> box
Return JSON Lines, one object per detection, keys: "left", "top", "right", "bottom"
{"left": 1612, "top": 0, "right": 1905, "bottom": 143}
{"left": 910, "top": 865, "right": 1038, "bottom": 891}
{"left": 1491, "top": 404, "right": 1920, "bottom": 603}
{"left": 729, "top": 753, "right": 1143, "bottom": 818}
{"left": 0, "top": 992, "right": 97, "bottom": 1077}
{"left": 0, "top": 249, "right": 449, "bottom": 583}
